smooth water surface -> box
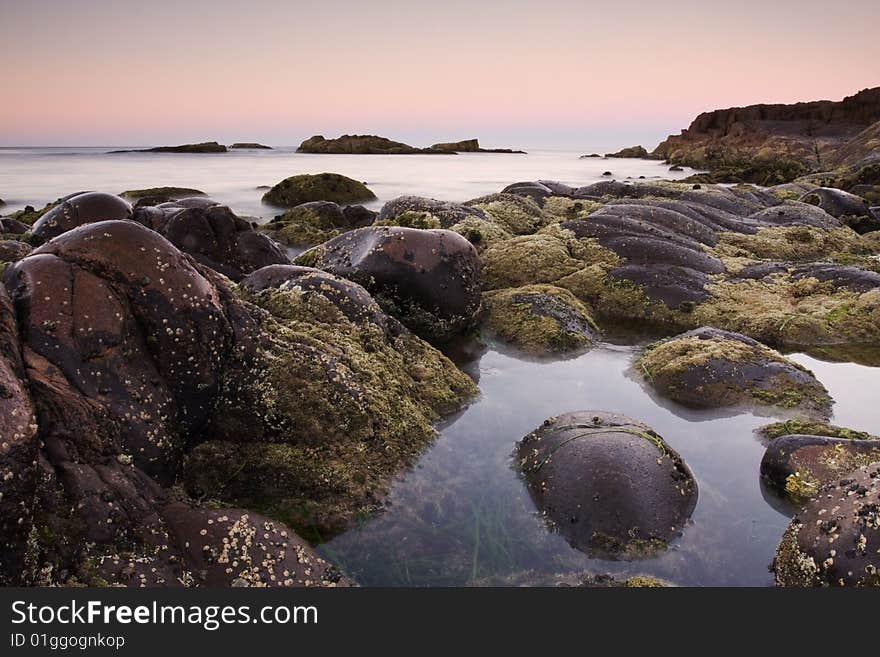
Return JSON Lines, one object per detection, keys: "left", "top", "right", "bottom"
{"left": 0, "top": 147, "right": 697, "bottom": 221}
{"left": 319, "top": 342, "right": 880, "bottom": 587}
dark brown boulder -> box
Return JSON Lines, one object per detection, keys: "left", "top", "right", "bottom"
{"left": 774, "top": 462, "right": 880, "bottom": 586}
{"left": 517, "top": 411, "right": 697, "bottom": 559}
{"left": 0, "top": 240, "right": 32, "bottom": 263}
{"left": 761, "top": 434, "right": 880, "bottom": 501}
{"left": 1, "top": 217, "right": 30, "bottom": 234}
{"left": 30, "top": 192, "right": 132, "bottom": 242}
{"left": 297, "top": 225, "right": 481, "bottom": 341}
{"left": 135, "top": 204, "right": 290, "bottom": 280}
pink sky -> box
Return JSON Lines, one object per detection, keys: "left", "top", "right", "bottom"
{"left": 1, "top": 0, "right": 878, "bottom": 148}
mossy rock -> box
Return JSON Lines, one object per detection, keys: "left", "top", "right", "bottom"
{"left": 263, "top": 201, "right": 349, "bottom": 247}
{"left": 773, "top": 462, "right": 880, "bottom": 587}
{"left": 262, "top": 173, "right": 376, "bottom": 208}
{"left": 482, "top": 284, "right": 597, "bottom": 355}
{"left": 375, "top": 210, "right": 441, "bottom": 229}
{"left": 541, "top": 196, "right": 603, "bottom": 222}
{"left": 759, "top": 419, "right": 879, "bottom": 442}
{"left": 464, "top": 193, "right": 549, "bottom": 235}
{"left": 378, "top": 195, "right": 487, "bottom": 229}
{"left": 448, "top": 216, "right": 512, "bottom": 253}
{"left": 190, "top": 280, "right": 477, "bottom": 536}
{"left": 761, "top": 434, "right": 880, "bottom": 503}
{"left": 119, "top": 187, "right": 205, "bottom": 201}
{"left": 636, "top": 327, "right": 832, "bottom": 416}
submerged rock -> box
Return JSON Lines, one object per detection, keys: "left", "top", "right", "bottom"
{"left": 297, "top": 226, "right": 481, "bottom": 342}
{"left": 120, "top": 187, "right": 206, "bottom": 204}
{"left": 262, "top": 173, "right": 376, "bottom": 208}
{"left": 636, "top": 327, "right": 832, "bottom": 416}
{"left": 30, "top": 192, "right": 132, "bottom": 242}
{"left": 773, "top": 462, "right": 880, "bottom": 587}
{"left": 482, "top": 284, "right": 597, "bottom": 354}
{"left": 761, "top": 434, "right": 880, "bottom": 502}
{"left": 517, "top": 411, "right": 697, "bottom": 559}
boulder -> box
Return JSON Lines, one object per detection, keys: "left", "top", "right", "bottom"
{"left": 120, "top": 187, "right": 206, "bottom": 203}
{"left": 517, "top": 411, "right": 697, "bottom": 558}
{"left": 134, "top": 203, "right": 290, "bottom": 281}
{"left": 30, "top": 192, "right": 132, "bottom": 242}
{"left": 378, "top": 195, "right": 488, "bottom": 229}
{"left": 262, "top": 200, "right": 373, "bottom": 248}
{"left": 0, "top": 217, "right": 29, "bottom": 234}
{"left": 773, "top": 462, "right": 880, "bottom": 587}
{"left": 761, "top": 433, "right": 880, "bottom": 501}
{"left": 464, "top": 193, "right": 548, "bottom": 235}
{"left": 482, "top": 284, "right": 596, "bottom": 354}
{"left": 262, "top": 173, "right": 376, "bottom": 208}
{"left": 297, "top": 226, "right": 481, "bottom": 341}
{"left": 0, "top": 240, "right": 32, "bottom": 263}
{"left": 800, "top": 187, "right": 879, "bottom": 233}
{"left": 636, "top": 327, "right": 832, "bottom": 416}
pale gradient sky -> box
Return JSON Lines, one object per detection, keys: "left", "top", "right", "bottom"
{"left": 1, "top": 0, "right": 878, "bottom": 148}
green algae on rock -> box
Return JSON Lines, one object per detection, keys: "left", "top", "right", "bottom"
{"left": 262, "top": 173, "right": 376, "bottom": 208}
{"left": 188, "top": 274, "right": 478, "bottom": 537}
{"left": 262, "top": 200, "right": 373, "bottom": 248}
{"left": 759, "top": 419, "right": 879, "bottom": 442}
{"left": 761, "top": 434, "right": 880, "bottom": 503}
{"left": 482, "top": 284, "right": 597, "bottom": 355}
{"left": 120, "top": 186, "right": 206, "bottom": 201}
{"left": 635, "top": 327, "right": 832, "bottom": 416}
{"left": 464, "top": 193, "right": 549, "bottom": 235}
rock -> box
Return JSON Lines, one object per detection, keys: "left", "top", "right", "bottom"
{"left": 800, "top": 187, "right": 879, "bottom": 233}
{"left": 296, "top": 225, "right": 481, "bottom": 342}
{"left": 0, "top": 218, "right": 475, "bottom": 583}
{"left": 262, "top": 200, "right": 372, "bottom": 248}
{"left": 342, "top": 204, "right": 377, "bottom": 227}
{"left": 297, "top": 134, "right": 447, "bottom": 155}
{"left": 0, "top": 240, "right": 33, "bottom": 263}
{"left": 134, "top": 203, "right": 290, "bottom": 280}
{"left": 669, "top": 165, "right": 684, "bottom": 172}
{"left": 773, "top": 462, "right": 880, "bottom": 587}
{"left": 378, "top": 195, "right": 488, "bottom": 229}
{"left": 761, "top": 434, "right": 880, "bottom": 502}
{"left": 30, "top": 192, "right": 132, "bottom": 242}
{"left": 481, "top": 284, "right": 597, "bottom": 354}
{"left": 262, "top": 173, "right": 376, "bottom": 208}
{"left": 448, "top": 216, "right": 513, "bottom": 253}
{"left": 517, "top": 411, "right": 697, "bottom": 558}
{"left": 0, "top": 217, "right": 29, "bottom": 234}
{"left": 0, "top": 282, "right": 38, "bottom": 581}
{"left": 602, "top": 171, "right": 613, "bottom": 176}
{"left": 605, "top": 145, "right": 650, "bottom": 158}
{"left": 430, "top": 139, "right": 525, "bottom": 154}
{"left": 229, "top": 143, "right": 272, "bottom": 149}
{"left": 652, "top": 87, "right": 880, "bottom": 184}
{"left": 120, "top": 187, "right": 206, "bottom": 202}
{"left": 464, "top": 193, "right": 548, "bottom": 235}
{"left": 110, "top": 142, "right": 227, "bottom": 154}
{"left": 636, "top": 327, "right": 832, "bottom": 416}
{"left": 759, "top": 419, "right": 879, "bottom": 443}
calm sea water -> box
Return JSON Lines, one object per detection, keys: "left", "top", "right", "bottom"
{"left": 0, "top": 146, "right": 695, "bottom": 221}
{"left": 3, "top": 146, "right": 879, "bottom": 586}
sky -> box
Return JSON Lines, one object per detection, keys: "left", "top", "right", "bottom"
{"left": 1, "top": 0, "right": 878, "bottom": 149}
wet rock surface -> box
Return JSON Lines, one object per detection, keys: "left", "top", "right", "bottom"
{"left": 30, "top": 192, "right": 133, "bottom": 242}
{"left": 0, "top": 240, "right": 32, "bottom": 263}
{"left": 262, "top": 173, "right": 376, "bottom": 208}
{"left": 773, "top": 462, "right": 880, "bottom": 587}
{"left": 761, "top": 434, "right": 880, "bottom": 502}
{"left": 636, "top": 327, "right": 832, "bottom": 416}
{"left": 0, "top": 218, "right": 476, "bottom": 585}
{"left": 135, "top": 202, "right": 290, "bottom": 280}
{"left": 517, "top": 411, "right": 697, "bottom": 559}
{"left": 297, "top": 225, "right": 481, "bottom": 342}
{"left": 378, "top": 195, "right": 488, "bottom": 229}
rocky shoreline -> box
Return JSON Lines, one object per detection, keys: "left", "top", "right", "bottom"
{"left": 3, "top": 87, "right": 880, "bottom": 586}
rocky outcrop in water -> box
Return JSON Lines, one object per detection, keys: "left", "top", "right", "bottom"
{"left": 517, "top": 411, "right": 697, "bottom": 559}
{"left": 430, "top": 139, "right": 526, "bottom": 154}
{"left": 297, "top": 134, "right": 447, "bottom": 155}
{"left": 110, "top": 142, "right": 228, "bottom": 154}
{"left": 262, "top": 173, "right": 376, "bottom": 207}
{"left": 604, "top": 145, "right": 652, "bottom": 159}
{"left": 229, "top": 143, "right": 272, "bottom": 149}
{"left": 636, "top": 327, "right": 832, "bottom": 416}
